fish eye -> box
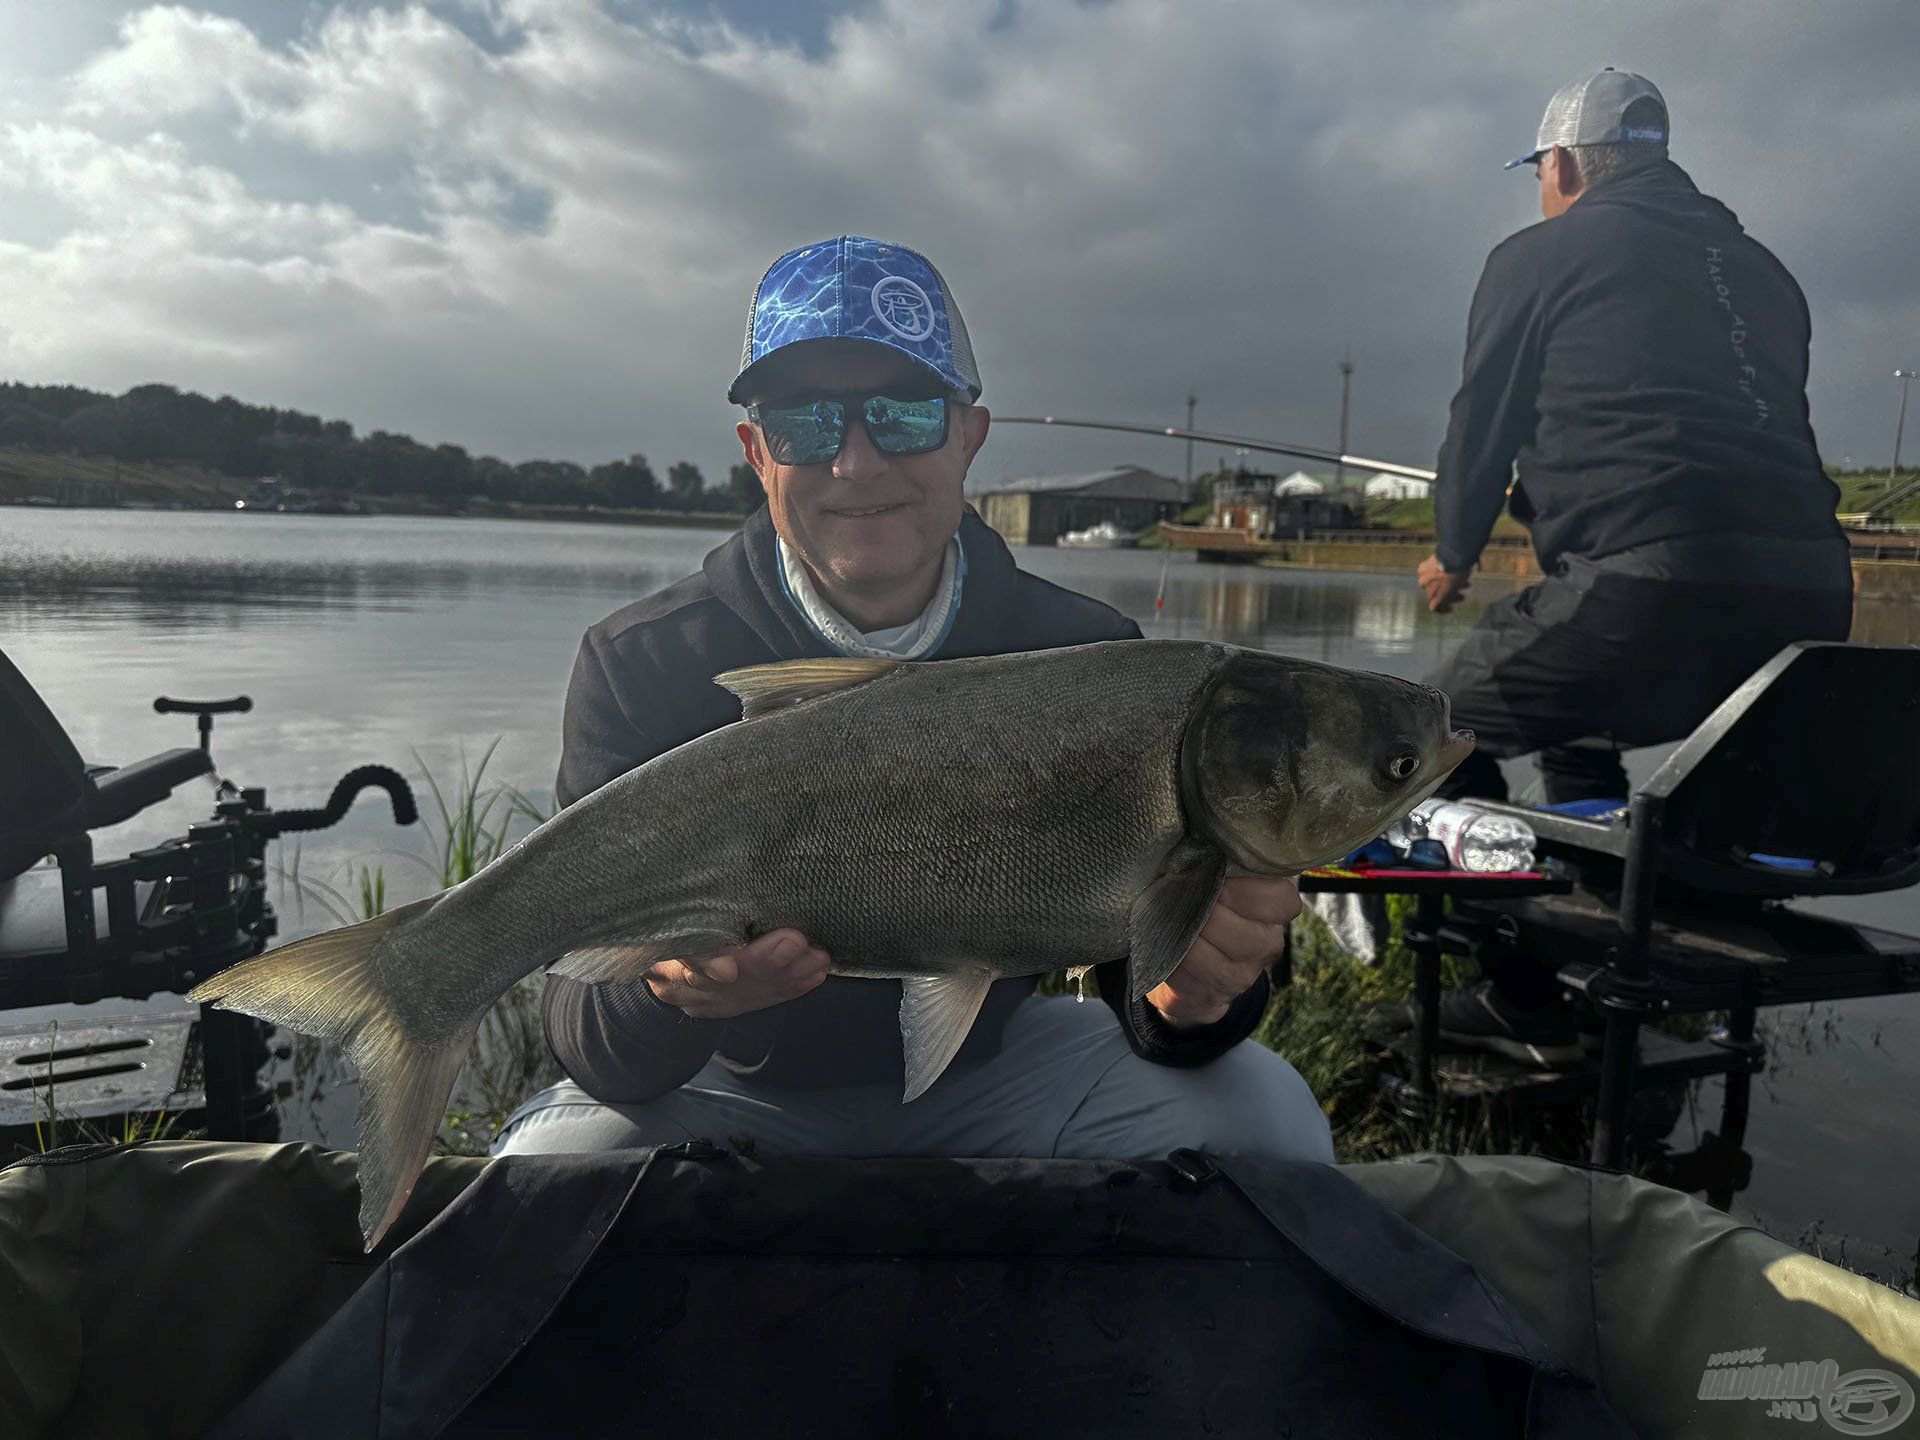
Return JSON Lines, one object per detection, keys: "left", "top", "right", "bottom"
{"left": 1388, "top": 750, "right": 1421, "bottom": 782}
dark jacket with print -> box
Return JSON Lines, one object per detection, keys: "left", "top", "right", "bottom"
{"left": 1435, "top": 160, "right": 1844, "bottom": 575}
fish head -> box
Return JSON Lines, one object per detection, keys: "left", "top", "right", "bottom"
{"left": 1182, "top": 647, "right": 1475, "bottom": 873}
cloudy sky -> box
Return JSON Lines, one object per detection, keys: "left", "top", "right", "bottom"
{"left": 2, "top": 0, "right": 1916, "bottom": 488}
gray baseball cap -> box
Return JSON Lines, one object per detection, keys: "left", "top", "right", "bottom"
{"left": 1505, "top": 68, "right": 1669, "bottom": 170}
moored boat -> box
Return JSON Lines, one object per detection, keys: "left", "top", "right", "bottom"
{"left": 1055, "top": 518, "right": 1138, "bottom": 548}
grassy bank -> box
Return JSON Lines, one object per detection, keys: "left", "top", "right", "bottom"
{"left": 1832, "top": 469, "right": 1920, "bottom": 526}
{"left": 0, "top": 450, "right": 250, "bottom": 508}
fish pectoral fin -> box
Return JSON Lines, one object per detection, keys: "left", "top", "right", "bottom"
{"left": 714, "top": 657, "right": 902, "bottom": 720}
{"left": 898, "top": 971, "right": 994, "bottom": 1104}
{"left": 549, "top": 930, "right": 739, "bottom": 985}
{"left": 1126, "top": 841, "right": 1228, "bottom": 1002}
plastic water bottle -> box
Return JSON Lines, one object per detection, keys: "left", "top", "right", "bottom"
{"left": 1385, "top": 800, "right": 1536, "bottom": 873}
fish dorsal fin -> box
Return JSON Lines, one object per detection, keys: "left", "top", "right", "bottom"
{"left": 714, "top": 657, "right": 903, "bottom": 720}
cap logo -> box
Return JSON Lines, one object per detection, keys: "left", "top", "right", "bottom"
{"left": 871, "top": 275, "right": 935, "bottom": 342}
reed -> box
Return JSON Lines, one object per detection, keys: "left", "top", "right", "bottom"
{"left": 440, "top": 975, "right": 560, "bottom": 1157}
{"left": 416, "top": 745, "right": 561, "bottom": 1154}
{"left": 1259, "top": 908, "right": 1540, "bottom": 1164}
{"left": 414, "top": 739, "right": 551, "bottom": 888}
{"left": 263, "top": 743, "right": 559, "bottom": 1154}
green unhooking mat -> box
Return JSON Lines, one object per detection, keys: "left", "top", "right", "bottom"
{"left": 0, "top": 1141, "right": 1914, "bottom": 1438}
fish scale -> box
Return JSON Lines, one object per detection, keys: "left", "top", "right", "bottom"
{"left": 190, "top": 638, "right": 1473, "bottom": 1247}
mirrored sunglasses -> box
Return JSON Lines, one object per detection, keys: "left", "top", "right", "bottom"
{"left": 750, "top": 393, "right": 950, "bottom": 467}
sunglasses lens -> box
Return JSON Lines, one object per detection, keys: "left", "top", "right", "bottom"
{"left": 760, "top": 400, "right": 845, "bottom": 465}
{"left": 863, "top": 395, "right": 948, "bottom": 456}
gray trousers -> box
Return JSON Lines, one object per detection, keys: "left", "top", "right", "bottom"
{"left": 492, "top": 994, "right": 1334, "bottom": 1165}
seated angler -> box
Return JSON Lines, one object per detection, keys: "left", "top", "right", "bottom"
{"left": 493, "top": 236, "right": 1333, "bottom": 1164}
{"left": 1410, "top": 72, "right": 1853, "bottom": 1065}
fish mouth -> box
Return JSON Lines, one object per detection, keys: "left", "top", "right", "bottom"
{"left": 1440, "top": 727, "right": 1476, "bottom": 770}
{"left": 1433, "top": 691, "right": 1474, "bottom": 771}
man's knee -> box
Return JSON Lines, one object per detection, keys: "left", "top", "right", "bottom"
{"left": 1057, "top": 1043, "right": 1334, "bottom": 1165}
{"left": 490, "top": 1080, "right": 698, "bottom": 1156}
{"left": 1179, "top": 1045, "right": 1335, "bottom": 1163}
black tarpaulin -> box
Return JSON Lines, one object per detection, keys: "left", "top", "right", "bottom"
{"left": 208, "top": 1148, "right": 1629, "bottom": 1440}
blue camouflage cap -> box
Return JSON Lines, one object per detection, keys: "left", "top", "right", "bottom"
{"left": 728, "top": 236, "right": 982, "bottom": 404}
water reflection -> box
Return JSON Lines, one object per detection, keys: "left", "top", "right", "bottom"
{"left": 8, "top": 509, "right": 1909, "bottom": 650}
{"left": 1187, "top": 569, "right": 1431, "bottom": 656}
{"left": 3, "top": 507, "right": 1918, "bottom": 1271}
{"left": 0, "top": 554, "right": 656, "bottom": 619}
{"left": 0, "top": 512, "right": 722, "bottom": 632}
{"left": 1849, "top": 596, "right": 1920, "bottom": 646}
{"left": 1025, "top": 547, "right": 1513, "bottom": 680}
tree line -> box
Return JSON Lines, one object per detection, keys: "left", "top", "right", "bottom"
{"left": 0, "top": 381, "right": 764, "bottom": 513}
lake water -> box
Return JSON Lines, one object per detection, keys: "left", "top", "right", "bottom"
{"left": 3, "top": 507, "right": 1916, "bottom": 1282}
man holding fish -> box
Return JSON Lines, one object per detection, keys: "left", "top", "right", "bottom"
{"left": 192, "top": 237, "right": 1471, "bottom": 1247}
{"left": 494, "top": 237, "right": 1336, "bottom": 1167}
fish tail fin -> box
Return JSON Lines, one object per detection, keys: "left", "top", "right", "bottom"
{"left": 187, "top": 894, "right": 468, "bottom": 1249}
{"left": 348, "top": 1009, "right": 477, "bottom": 1249}
{"left": 186, "top": 895, "right": 435, "bottom": 1042}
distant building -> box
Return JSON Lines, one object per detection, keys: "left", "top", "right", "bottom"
{"left": 1274, "top": 470, "right": 1328, "bottom": 497}
{"left": 1208, "top": 469, "right": 1362, "bottom": 538}
{"left": 1362, "top": 472, "right": 1432, "bottom": 500}
{"left": 969, "top": 464, "right": 1187, "bottom": 546}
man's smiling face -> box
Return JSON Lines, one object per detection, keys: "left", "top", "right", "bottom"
{"left": 737, "top": 338, "right": 989, "bottom": 626}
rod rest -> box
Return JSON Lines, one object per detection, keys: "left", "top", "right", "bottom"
{"left": 154, "top": 695, "right": 253, "bottom": 754}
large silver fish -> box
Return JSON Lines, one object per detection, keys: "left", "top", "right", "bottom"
{"left": 191, "top": 639, "right": 1472, "bottom": 1247}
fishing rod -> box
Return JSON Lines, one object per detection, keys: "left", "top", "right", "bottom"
{"left": 994, "top": 415, "right": 1437, "bottom": 483}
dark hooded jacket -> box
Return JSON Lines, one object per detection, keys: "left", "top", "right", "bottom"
{"left": 1434, "top": 159, "right": 1845, "bottom": 575}
{"left": 541, "top": 506, "right": 1272, "bottom": 1102}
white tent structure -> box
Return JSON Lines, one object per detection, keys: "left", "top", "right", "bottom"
{"left": 1363, "top": 472, "right": 1432, "bottom": 500}
{"left": 1274, "top": 470, "right": 1327, "bottom": 497}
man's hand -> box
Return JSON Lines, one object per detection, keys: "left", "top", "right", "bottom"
{"left": 1147, "top": 874, "right": 1302, "bottom": 1029}
{"left": 645, "top": 928, "right": 830, "bottom": 1020}
{"left": 1417, "top": 553, "right": 1472, "bottom": 614}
